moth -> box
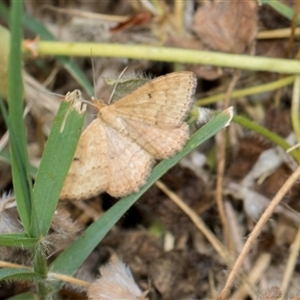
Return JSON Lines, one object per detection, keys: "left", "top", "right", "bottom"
{"left": 60, "top": 71, "right": 197, "bottom": 199}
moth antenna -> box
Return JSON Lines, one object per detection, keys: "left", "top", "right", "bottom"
{"left": 81, "top": 98, "right": 95, "bottom": 107}
{"left": 91, "top": 48, "right": 97, "bottom": 98}
{"left": 108, "top": 66, "right": 128, "bottom": 104}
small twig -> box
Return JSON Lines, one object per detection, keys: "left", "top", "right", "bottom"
{"left": 215, "top": 71, "right": 240, "bottom": 249}
{"left": 197, "top": 76, "right": 295, "bottom": 106}
{"left": 39, "top": 5, "right": 129, "bottom": 22}
{"left": 155, "top": 181, "right": 230, "bottom": 263}
{"left": 291, "top": 76, "right": 300, "bottom": 142}
{"left": 230, "top": 252, "right": 272, "bottom": 300}
{"left": 0, "top": 260, "right": 31, "bottom": 269}
{"left": 72, "top": 200, "right": 102, "bottom": 222}
{"left": 280, "top": 226, "right": 300, "bottom": 298}
{"left": 224, "top": 200, "right": 251, "bottom": 270}
{"left": 257, "top": 27, "right": 300, "bottom": 39}
{"left": 0, "top": 260, "right": 90, "bottom": 288}
{"left": 48, "top": 272, "right": 90, "bottom": 288}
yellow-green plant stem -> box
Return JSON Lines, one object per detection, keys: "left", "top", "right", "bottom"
{"left": 197, "top": 76, "right": 295, "bottom": 106}
{"left": 233, "top": 115, "right": 300, "bottom": 164}
{"left": 34, "top": 42, "right": 300, "bottom": 75}
{"left": 291, "top": 76, "right": 300, "bottom": 143}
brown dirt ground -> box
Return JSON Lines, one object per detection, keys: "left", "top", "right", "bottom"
{"left": 1, "top": 1, "right": 300, "bottom": 299}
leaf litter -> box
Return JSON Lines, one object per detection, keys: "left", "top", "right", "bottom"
{"left": 1, "top": 0, "right": 300, "bottom": 299}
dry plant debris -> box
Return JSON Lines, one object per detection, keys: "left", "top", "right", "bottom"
{"left": 88, "top": 254, "right": 149, "bottom": 300}
{"left": 1, "top": 0, "right": 300, "bottom": 299}
{"left": 193, "top": 1, "right": 258, "bottom": 54}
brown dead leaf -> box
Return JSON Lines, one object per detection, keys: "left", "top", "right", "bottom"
{"left": 110, "top": 11, "right": 153, "bottom": 33}
{"left": 193, "top": 1, "right": 258, "bottom": 54}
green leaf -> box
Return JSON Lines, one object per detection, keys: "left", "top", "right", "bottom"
{"left": 50, "top": 108, "right": 233, "bottom": 290}
{"left": 0, "top": 268, "right": 42, "bottom": 281}
{"left": 0, "top": 234, "right": 37, "bottom": 248}
{"left": 0, "top": 148, "right": 38, "bottom": 178}
{"left": 32, "top": 99, "right": 86, "bottom": 236}
{"left": 0, "top": 24, "right": 10, "bottom": 98}
{"left": 0, "top": 98, "right": 32, "bottom": 235}
{"left": 6, "top": 1, "right": 33, "bottom": 236}
{"left": 233, "top": 115, "right": 300, "bottom": 164}
{"left": 261, "top": 0, "right": 300, "bottom": 24}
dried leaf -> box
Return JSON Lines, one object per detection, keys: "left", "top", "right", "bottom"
{"left": 193, "top": 1, "right": 257, "bottom": 53}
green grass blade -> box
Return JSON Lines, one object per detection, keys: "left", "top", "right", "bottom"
{"left": 0, "top": 98, "right": 32, "bottom": 229}
{"left": 0, "top": 148, "right": 38, "bottom": 177}
{"left": 261, "top": 0, "right": 300, "bottom": 23}
{"left": 50, "top": 108, "right": 233, "bottom": 289}
{"left": 0, "top": 148, "right": 12, "bottom": 164}
{"left": 0, "top": 234, "right": 37, "bottom": 247}
{"left": 6, "top": 1, "right": 33, "bottom": 236}
{"left": 233, "top": 115, "right": 300, "bottom": 163}
{"left": 32, "top": 100, "right": 85, "bottom": 236}
{"left": 0, "top": 268, "right": 42, "bottom": 281}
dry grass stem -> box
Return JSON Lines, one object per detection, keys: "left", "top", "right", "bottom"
{"left": 218, "top": 165, "right": 300, "bottom": 299}
{"left": 280, "top": 226, "right": 300, "bottom": 298}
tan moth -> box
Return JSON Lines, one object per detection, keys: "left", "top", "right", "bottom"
{"left": 60, "top": 71, "right": 197, "bottom": 199}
